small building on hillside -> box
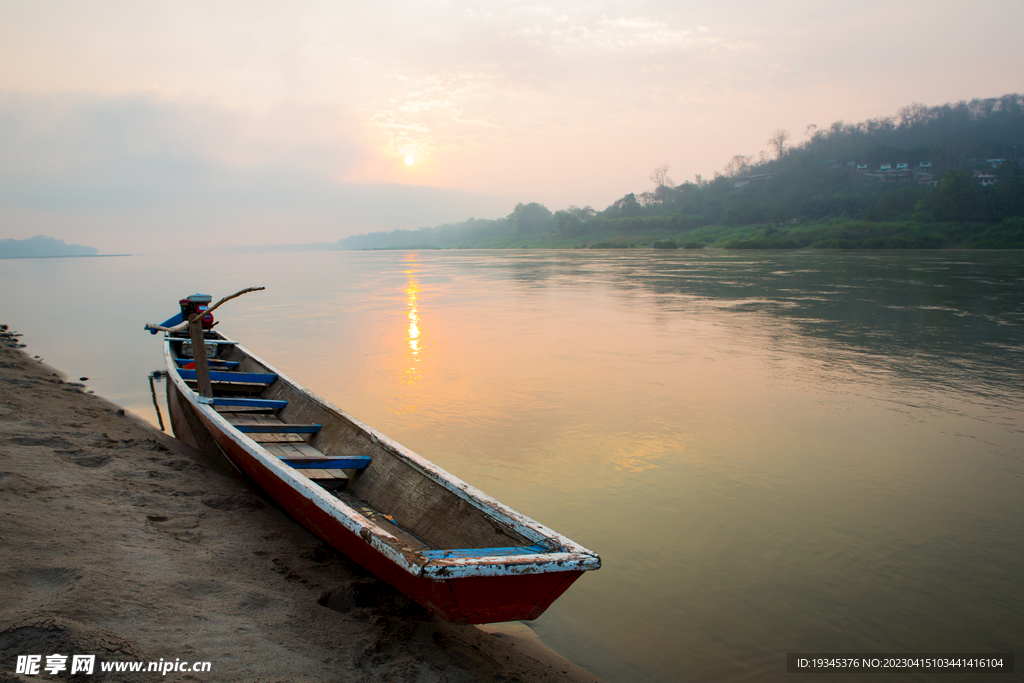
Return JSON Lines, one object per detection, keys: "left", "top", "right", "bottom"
{"left": 865, "top": 166, "right": 914, "bottom": 182}
{"left": 974, "top": 170, "right": 998, "bottom": 186}
{"left": 734, "top": 173, "right": 776, "bottom": 189}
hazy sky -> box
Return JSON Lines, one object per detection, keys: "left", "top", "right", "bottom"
{"left": 1, "top": 0, "right": 1022, "bottom": 251}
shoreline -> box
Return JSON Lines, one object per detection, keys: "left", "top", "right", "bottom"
{"left": 0, "top": 336, "right": 602, "bottom": 682}
{"left": 0, "top": 254, "right": 131, "bottom": 260}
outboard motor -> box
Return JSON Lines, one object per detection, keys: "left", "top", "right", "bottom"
{"left": 179, "top": 293, "right": 215, "bottom": 329}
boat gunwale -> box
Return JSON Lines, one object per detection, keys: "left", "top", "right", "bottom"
{"left": 162, "top": 332, "right": 601, "bottom": 580}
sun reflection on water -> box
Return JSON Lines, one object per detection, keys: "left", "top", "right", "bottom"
{"left": 403, "top": 254, "right": 422, "bottom": 385}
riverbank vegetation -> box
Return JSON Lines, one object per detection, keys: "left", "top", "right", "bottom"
{"left": 342, "top": 94, "right": 1024, "bottom": 250}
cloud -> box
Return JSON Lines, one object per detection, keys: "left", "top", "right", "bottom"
{"left": 0, "top": 93, "right": 369, "bottom": 184}
{"left": 352, "top": 7, "right": 751, "bottom": 172}
{"left": 0, "top": 93, "right": 514, "bottom": 251}
{"left": 2, "top": 0, "right": 1023, "bottom": 250}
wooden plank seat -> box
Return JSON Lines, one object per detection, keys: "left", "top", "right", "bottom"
{"left": 178, "top": 369, "right": 277, "bottom": 384}
{"left": 192, "top": 384, "right": 265, "bottom": 395}
{"left": 213, "top": 397, "right": 285, "bottom": 415}
{"left": 192, "top": 382, "right": 265, "bottom": 394}
{"left": 168, "top": 338, "right": 239, "bottom": 345}
{"left": 232, "top": 423, "right": 321, "bottom": 434}
{"left": 261, "top": 443, "right": 324, "bottom": 458}
{"left": 296, "top": 469, "right": 349, "bottom": 482}
{"left": 259, "top": 443, "right": 370, "bottom": 487}
{"left": 229, "top": 414, "right": 305, "bottom": 443}
{"left": 175, "top": 358, "right": 241, "bottom": 368}
{"left": 214, "top": 397, "right": 288, "bottom": 409}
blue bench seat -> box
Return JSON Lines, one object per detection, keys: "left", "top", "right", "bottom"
{"left": 232, "top": 423, "right": 321, "bottom": 434}
{"left": 420, "top": 543, "right": 550, "bottom": 560}
{"left": 282, "top": 456, "right": 372, "bottom": 470}
{"left": 178, "top": 369, "right": 277, "bottom": 384}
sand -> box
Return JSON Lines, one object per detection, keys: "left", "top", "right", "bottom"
{"left": 0, "top": 332, "right": 602, "bottom": 683}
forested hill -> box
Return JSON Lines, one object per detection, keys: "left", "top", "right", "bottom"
{"left": 0, "top": 236, "right": 99, "bottom": 258}
{"left": 341, "top": 94, "right": 1024, "bottom": 250}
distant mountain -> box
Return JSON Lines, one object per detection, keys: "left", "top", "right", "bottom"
{"left": 0, "top": 235, "right": 100, "bottom": 258}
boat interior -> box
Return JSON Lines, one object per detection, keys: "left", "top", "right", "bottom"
{"left": 169, "top": 332, "right": 541, "bottom": 556}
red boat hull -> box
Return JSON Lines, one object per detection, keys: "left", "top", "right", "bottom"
{"left": 168, "top": 382, "right": 584, "bottom": 623}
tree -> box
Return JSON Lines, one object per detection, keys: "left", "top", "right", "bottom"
{"left": 768, "top": 129, "right": 791, "bottom": 160}
{"left": 724, "top": 154, "right": 753, "bottom": 177}
{"left": 637, "top": 191, "right": 660, "bottom": 207}
{"left": 920, "top": 169, "right": 983, "bottom": 222}
{"left": 650, "top": 164, "right": 675, "bottom": 189}
{"left": 555, "top": 210, "right": 584, "bottom": 236}
{"left": 507, "top": 202, "right": 554, "bottom": 234}
{"left": 567, "top": 205, "right": 597, "bottom": 220}
{"left": 612, "top": 193, "right": 641, "bottom": 217}
{"left": 644, "top": 165, "right": 676, "bottom": 205}
{"left": 993, "top": 159, "right": 1024, "bottom": 218}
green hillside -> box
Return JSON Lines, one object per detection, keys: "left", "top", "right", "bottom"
{"left": 342, "top": 94, "right": 1024, "bottom": 250}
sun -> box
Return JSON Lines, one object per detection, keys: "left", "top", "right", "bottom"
{"left": 404, "top": 155, "right": 415, "bottom": 165}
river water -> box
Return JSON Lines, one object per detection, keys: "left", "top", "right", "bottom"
{"left": 2, "top": 249, "right": 1022, "bottom": 682}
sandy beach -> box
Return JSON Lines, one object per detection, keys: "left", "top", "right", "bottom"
{"left": 0, "top": 332, "right": 602, "bottom": 683}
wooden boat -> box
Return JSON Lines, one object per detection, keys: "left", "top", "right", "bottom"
{"left": 154, "top": 307, "right": 600, "bottom": 624}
